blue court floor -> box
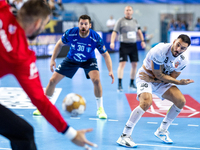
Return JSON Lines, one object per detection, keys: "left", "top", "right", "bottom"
{"left": 0, "top": 51, "right": 200, "bottom": 150}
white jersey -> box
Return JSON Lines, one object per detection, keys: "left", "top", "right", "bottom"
{"left": 143, "top": 43, "right": 188, "bottom": 75}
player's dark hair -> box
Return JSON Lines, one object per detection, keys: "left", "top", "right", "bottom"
{"left": 17, "top": 0, "right": 51, "bottom": 23}
{"left": 78, "top": 15, "right": 91, "bottom": 23}
{"left": 177, "top": 34, "right": 191, "bottom": 46}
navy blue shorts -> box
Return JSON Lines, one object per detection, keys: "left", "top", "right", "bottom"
{"left": 55, "top": 58, "right": 99, "bottom": 79}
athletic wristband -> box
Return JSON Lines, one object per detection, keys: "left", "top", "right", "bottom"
{"left": 63, "top": 126, "right": 77, "bottom": 140}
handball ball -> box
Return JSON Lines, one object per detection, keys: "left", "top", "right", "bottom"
{"left": 62, "top": 93, "right": 86, "bottom": 117}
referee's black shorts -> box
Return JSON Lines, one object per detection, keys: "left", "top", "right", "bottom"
{"left": 119, "top": 42, "right": 139, "bottom": 62}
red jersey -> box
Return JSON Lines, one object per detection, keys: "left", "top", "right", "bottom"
{"left": 0, "top": 1, "right": 68, "bottom": 133}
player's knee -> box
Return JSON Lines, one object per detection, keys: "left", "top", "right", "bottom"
{"left": 177, "top": 97, "right": 186, "bottom": 108}
{"left": 91, "top": 77, "right": 100, "bottom": 85}
{"left": 139, "top": 94, "right": 152, "bottom": 111}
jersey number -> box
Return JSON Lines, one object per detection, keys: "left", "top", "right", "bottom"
{"left": 77, "top": 45, "right": 85, "bottom": 51}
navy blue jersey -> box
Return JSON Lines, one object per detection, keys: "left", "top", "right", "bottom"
{"left": 61, "top": 27, "right": 107, "bottom": 62}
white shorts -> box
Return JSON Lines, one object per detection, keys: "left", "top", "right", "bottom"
{"left": 136, "top": 67, "right": 175, "bottom": 100}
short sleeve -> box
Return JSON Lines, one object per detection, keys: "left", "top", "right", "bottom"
{"left": 150, "top": 44, "right": 166, "bottom": 65}
{"left": 113, "top": 18, "right": 121, "bottom": 33}
{"left": 96, "top": 36, "right": 107, "bottom": 54}
{"left": 61, "top": 30, "right": 70, "bottom": 44}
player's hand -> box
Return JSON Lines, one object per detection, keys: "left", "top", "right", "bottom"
{"left": 139, "top": 72, "right": 154, "bottom": 82}
{"left": 110, "top": 43, "right": 115, "bottom": 50}
{"left": 109, "top": 71, "right": 114, "bottom": 84}
{"left": 50, "top": 60, "right": 56, "bottom": 72}
{"left": 72, "top": 128, "right": 98, "bottom": 150}
{"left": 179, "top": 79, "right": 194, "bottom": 85}
{"left": 141, "top": 41, "right": 146, "bottom": 49}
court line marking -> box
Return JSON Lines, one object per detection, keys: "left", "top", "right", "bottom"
{"left": 188, "top": 124, "right": 199, "bottom": 127}
{"left": 108, "top": 119, "right": 118, "bottom": 121}
{"left": 0, "top": 148, "right": 11, "bottom": 150}
{"left": 137, "top": 143, "right": 200, "bottom": 149}
{"left": 147, "top": 122, "right": 158, "bottom": 124}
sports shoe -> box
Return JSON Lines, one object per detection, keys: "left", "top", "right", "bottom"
{"left": 117, "top": 85, "right": 123, "bottom": 92}
{"left": 154, "top": 127, "right": 173, "bottom": 144}
{"left": 97, "top": 107, "right": 107, "bottom": 119}
{"left": 116, "top": 134, "right": 137, "bottom": 148}
{"left": 129, "top": 84, "right": 137, "bottom": 91}
{"left": 33, "top": 109, "right": 41, "bottom": 116}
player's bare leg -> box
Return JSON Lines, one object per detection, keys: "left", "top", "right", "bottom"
{"left": 129, "top": 62, "right": 137, "bottom": 91}
{"left": 33, "top": 72, "right": 64, "bottom": 115}
{"left": 89, "top": 70, "right": 107, "bottom": 119}
{"left": 117, "top": 92, "right": 152, "bottom": 147}
{"left": 45, "top": 72, "right": 65, "bottom": 96}
{"left": 117, "top": 61, "right": 126, "bottom": 92}
{"left": 155, "top": 86, "right": 186, "bottom": 144}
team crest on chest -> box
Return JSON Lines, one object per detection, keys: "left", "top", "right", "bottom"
{"left": 175, "top": 61, "right": 180, "bottom": 68}
{"left": 8, "top": 24, "right": 17, "bottom": 34}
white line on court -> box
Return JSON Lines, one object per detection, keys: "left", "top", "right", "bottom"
{"left": 108, "top": 119, "right": 118, "bottom": 121}
{"left": 137, "top": 143, "right": 200, "bottom": 149}
{"left": 89, "top": 118, "right": 99, "bottom": 120}
{"left": 0, "top": 148, "right": 11, "bottom": 150}
{"left": 70, "top": 117, "right": 80, "bottom": 119}
{"left": 188, "top": 124, "right": 199, "bottom": 127}
{"left": 171, "top": 123, "right": 178, "bottom": 125}
{"left": 147, "top": 122, "right": 158, "bottom": 124}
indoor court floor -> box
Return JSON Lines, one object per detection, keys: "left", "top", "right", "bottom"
{"left": 0, "top": 51, "right": 200, "bottom": 150}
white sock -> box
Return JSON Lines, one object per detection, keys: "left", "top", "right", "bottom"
{"left": 160, "top": 104, "right": 182, "bottom": 130}
{"left": 123, "top": 106, "right": 145, "bottom": 136}
{"left": 96, "top": 97, "right": 103, "bottom": 109}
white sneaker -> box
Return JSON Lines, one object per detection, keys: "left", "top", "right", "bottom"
{"left": 129, "top": 84, "right": 137, "bottom": 91}
{"left": 116, "top": 134, "right": 137, "bottom": 148}
{"left": 154, "top": 127, "right": 173, "bottom": 144}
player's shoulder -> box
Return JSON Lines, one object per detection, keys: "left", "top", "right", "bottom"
{"left": 179, "top": 53, "right": 188, "bottom": 63}
{"left": 89, "top": 29, "right": 101, "bottom": 40}
{"left": 151, "top": 43, "right": 171, "bottom": 53}
{"left": 66, "top": 27, "right": 79, "bottom": 36}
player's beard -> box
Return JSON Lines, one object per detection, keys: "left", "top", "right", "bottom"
{"left": 28, "top": 27, "right": 41, "bottom": 40}
{"left": 79, "top": 28, "right": 89, "bottom": 37}
{"left": 172, "top": 47, "right": 182, "bottom": 57}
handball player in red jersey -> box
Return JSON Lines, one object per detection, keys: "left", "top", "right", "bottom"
{"left": 0, "top": 0, "right": 97, "bottom": 149}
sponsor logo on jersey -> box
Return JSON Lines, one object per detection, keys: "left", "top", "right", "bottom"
{"left": 175, "top": 61, "right": 180, "bottom": 68}
{"left": 74, "top": 53, "right": 86, "bottom": 61}
{"left": 8, "top": 24, "right": 17, "bottom": 34}
{"left": 90, "top": 36, "right": 97, "bottom": 42}
{"left": 153, "top": 57, "right": 162, "bottom": 64}
{"left": 73, "top": 39, "right": 77, "bottom": 42}
{"left": 164, "top": 57, "right": 168, "bottom": 63}
{"left": 88, "top": 44, "right": 91, "bottom": 46}
{"left": 69, "top": 34, "right": 77, "bottom": 36}
{"left": 0, "top": 19, "right": 13, "bottom": 52}
{"left": 180, "top": 55, "right": 185, "bottom": 60}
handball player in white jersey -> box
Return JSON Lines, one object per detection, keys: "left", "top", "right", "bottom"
{"left": 117, "top": 34, "right": 194, "bottom": 148}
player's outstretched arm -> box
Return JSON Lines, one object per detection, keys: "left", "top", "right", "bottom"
{"left": 102, "top": 51, "right": 114, "bottom": 84}
{"left": 72, "top": 128, "right": 98, "bottom": 149}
